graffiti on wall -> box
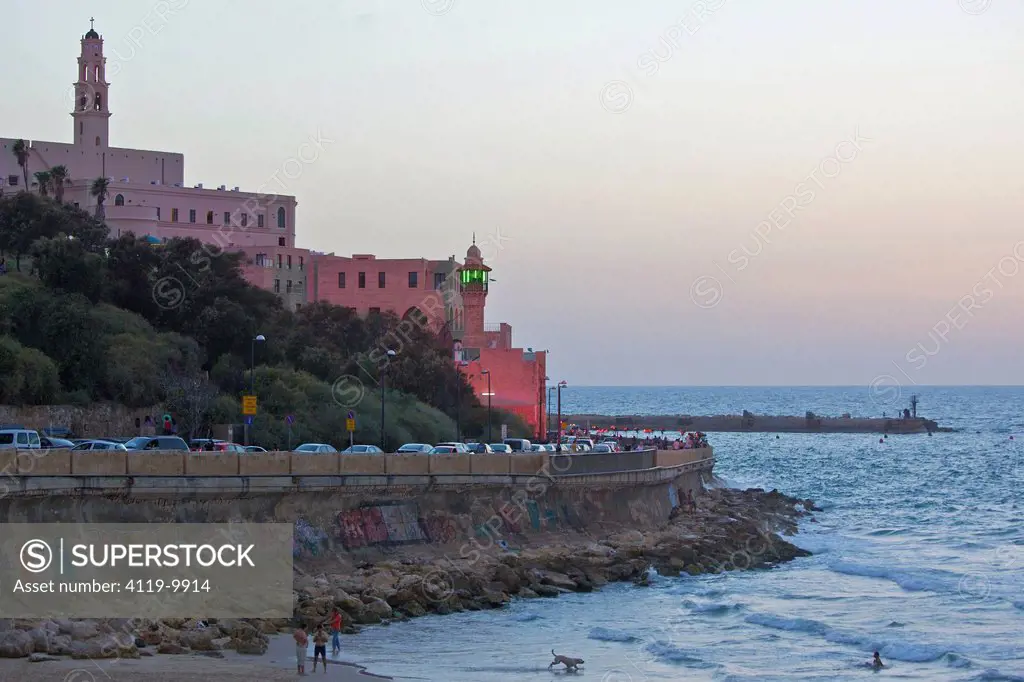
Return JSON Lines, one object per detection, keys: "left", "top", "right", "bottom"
{"left": 337, "top": 502, "right": 435, "bottom": 549}
{"left": 294, "top": 518, "right": 329, "bottom": 558}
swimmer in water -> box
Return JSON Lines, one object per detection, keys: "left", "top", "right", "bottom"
{"left": 871, "top": 651, "right": 884, "bottom": 669}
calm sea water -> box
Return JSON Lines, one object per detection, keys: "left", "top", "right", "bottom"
{"left": 331, "top": 387, "right": 1024, "bottom": 682}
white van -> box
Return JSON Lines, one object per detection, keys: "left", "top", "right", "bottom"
{"left": 0, "top": 429, "right": 42, "bottom": 450}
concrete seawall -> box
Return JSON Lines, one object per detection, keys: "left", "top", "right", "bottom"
{"left": 0, "top": 449, "right": 713, "bottom": 551}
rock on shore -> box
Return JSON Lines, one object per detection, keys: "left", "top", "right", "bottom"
{"left": 0, "top": 487, "right": 814, "bottom": 661}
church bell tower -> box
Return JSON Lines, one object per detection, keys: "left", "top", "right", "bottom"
{"left": 72, "top": 18, "right": 111, "bottom": 148}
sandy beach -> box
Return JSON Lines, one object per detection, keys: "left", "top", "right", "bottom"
{"left": 0, "top": 634, "right": 389, "bottom": 682}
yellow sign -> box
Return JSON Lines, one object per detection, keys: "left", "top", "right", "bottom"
{"left": 346, "top": 418, "right": 356, "bottom": 432}
{"left": 242, "top": 395, "right": 257, "bottom": 416}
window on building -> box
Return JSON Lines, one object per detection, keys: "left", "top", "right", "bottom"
{"left": 7, "top": 175, "right": 18, "bottom": 187}
{"left": 74, "top": 202, "right": 80, "bottom": 209}
{"left": 408, "top": 271, "right": 418, "bottom": 288}
{"left": 378, "top": 272, "right": 386, "bottom": 288}
{"left": 114, "top": 194, "right": 125, "bottom": 206}
{"left": 286, "top": 280, "right": 293, "bottom": 293}
{"left": 277, "top": 254, "right": 282, "bottom": 268}
{"left": 95, "top": 136, "right": 100, "bottom": 147}
{"left": 156, "top": 207, "right": 160, "bottom": 220}
{"left": 241, "top": 213, "right": 248, "bottom": 228}
{"left": 223, "top": 211, "right": 230, "bottom": 225}
{"left": 358, "top": 272, "right": 366, "bottom": 289}
{"left": 433, "top": 272, "right": 446, "bottom": 290}
{"left": 338, "top": 272, "right": 345, "bottom": 288}
{"left": 258, "top": 214, "right": 264, "bottom": 228}
{"left": 171, "top": 208, "right": 178, "bottom": 222}
{"left": 295, "top": 303, "right": 302, "bottom": 310}
{"left": 189, "top": 209, "right": 196, "bottom": 224}
{"left": 206, "top": 210, "right": 214, "bottom": 224}
{"left": 299, "top": 257, "right": 304, "bottom": 271}
{"left": 287, "top": 255, "right": 292, "bottom": 269}
{"left": 369, "top": 307, "right": 381, "bottom": 316}
{"left": 278, "top": 237, "right": 285, "bottom": 246}
{"left": 277, "top": 207, "right": 286, "bottom": 228}
{"left": 274, "top": 280, "right": 280, "bottom": 293}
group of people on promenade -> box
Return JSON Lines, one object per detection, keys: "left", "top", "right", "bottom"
{"left": 606, "top": 431, "right": 710, "bottom": 451}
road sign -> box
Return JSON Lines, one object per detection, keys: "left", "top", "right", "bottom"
{"left": 242, "top": 395, "right": 257, "bottom": 416}
{"left": 244, "top": 416, "right": 254, "bottom": 425}
{"left": 346, "top": 418, "right": 356, "bottom": 433}
{"left": 501, "top": 423, "right": 508, "bottom": 440}
{"left": 286, "top": 415, "right": 295, "bottom": 425}
{"left": 347, "top": 411, "right": 355, "bottom": 420}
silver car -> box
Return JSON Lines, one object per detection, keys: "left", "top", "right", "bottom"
{"left": 70, "top": 440, "right": 129, "bottom": 451}
{"left": 396, "top": 443, "right": 433, "bottom": 454}
{"left": 339, "top": 445, "right": 382, "bottom": 454}
{"left": 295, "top": 443, "right": 339, "bottom": 453}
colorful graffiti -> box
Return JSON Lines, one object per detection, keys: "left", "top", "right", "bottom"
{"left": 294, "top": 518, "right": 328, "bottom": 558}
{"left": 337, "top": 503, "right": 430, "bottom": 549}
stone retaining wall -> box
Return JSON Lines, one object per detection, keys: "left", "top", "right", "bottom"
{"left": 0, "top": 447, "right": 711, "bottom": 480}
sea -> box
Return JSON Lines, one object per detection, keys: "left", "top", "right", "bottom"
{"left": 327, "top": 387, "right": 1024, "bottom": 682}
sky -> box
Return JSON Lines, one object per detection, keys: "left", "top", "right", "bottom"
{"left": 4, "top": 0, "right": 1024, "bottom": 386}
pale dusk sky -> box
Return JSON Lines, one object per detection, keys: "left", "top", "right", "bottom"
{"left": 4, "top": 0, "right": 1023, "bottom": 386}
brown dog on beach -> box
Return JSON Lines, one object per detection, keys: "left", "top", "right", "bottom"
{"left": 549, "top": 649, "right": 585, "bottom": 671}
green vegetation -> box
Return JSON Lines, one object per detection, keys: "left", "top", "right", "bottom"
{"left": 0, "top": 190, "right": 530, "bottom": 448}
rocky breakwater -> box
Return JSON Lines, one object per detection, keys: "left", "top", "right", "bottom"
{"left": 292, "top": 487, "right": 817, "bottom": 627}
{"left": 0, "top": 616, "right": 288, "bottom": 662}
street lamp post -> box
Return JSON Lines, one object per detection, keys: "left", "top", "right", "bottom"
{"left": 481, "top": 369, "right": 492, "bottom": 443}
{"left": 379, "top": 349, "right": 397, "bottom": 452}
{"left": 538, "top": 375, "right": 549, "bottom": 443}
{"left": 547, "top": 386, "right": 555, "bottom": 442}
{"left": 556, "top": 380, "right": 567, "bottom": 449}
{"left": 246, "top": 334, "right": 266, "bottom": 447}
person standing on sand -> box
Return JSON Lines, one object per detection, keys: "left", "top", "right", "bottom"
{"left": 312, "top": 625, "right": 329, "bottom": 673}
{"left": 330, "top": 608, "right": 343, "bottom": 656}
{"left": 293, "top": 625, "right": 308, "bottom": 675}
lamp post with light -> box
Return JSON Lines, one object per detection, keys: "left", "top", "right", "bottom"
{"left": 245, "top": 334, "right": 266, "bottom": 447}
{"left": 556, "top": 380, "right": 567, "bottom": 449}
{"left": 481, "top": 369, "right": 492, "bottom": 443}
{"left": 380, "top": 349, "right": 397, "bottom": 452}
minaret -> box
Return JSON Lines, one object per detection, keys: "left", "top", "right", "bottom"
{"left": 459, "top": 236, "right": 491, "bottom": 346}
{"left": 72, "top": 18, "right": 111, "bottom": 148}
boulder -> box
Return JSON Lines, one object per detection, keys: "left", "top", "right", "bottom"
{"left": 70, "top": 635, "right": 139, "bottom": 660}
{"left": 27, "top": 628, "right": 51, "bottom": 654}
{"left": 46, "top": 635, "right": 72, "bottom": 656}
{"left": 232, "top": 635, "right": 268, "bottom": 655}
{"left": 70, "top": 621, "right": 100, "bottom": 641}
{"left": 363, "top": 598, "right": 393, "bottom": 620}
{"left": 178, "top": 629, "right": 217, "bottom": 651}
{"left": 0, "top": 630, "right": 34, "bottom": 658}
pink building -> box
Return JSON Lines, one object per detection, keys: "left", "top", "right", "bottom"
{"left": 2, "top": 23, "right": 548, "bottom": 435}
{"left": 1, "top": 22, "right": 302, "bottom": 301}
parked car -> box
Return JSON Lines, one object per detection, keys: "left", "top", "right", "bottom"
{"left": 574, "top": 438, "right": 595, "bottom": 450}
{"left": 123, "top": 436, "right": 190, "bottom": 451}
{"left": 189, "top": 438, "right": 223, "bottom": 451}
{"left": 428, "top": 445, "right": 461, "bottom": 454}
{"left": 489, "top": 443, "right": 512, "bottom": 453}
{"left": 40, "top": 437, "right": 75, "bottom": 449}
{"left": 339, "top": 445, "right": 382, "bottom": 454}
{"left": 191, "top": 440, "right": 246, "bottom": 452}
{"left": 529, "top": 444, "right": 546, "bottom": 452}
{"left": 591, "top": 443, "right": 615, "bottom": 453}
{"left": 244, "top": 446, "right": 267, "bottom": 453}
{"left": 70, "top": 440, "right": 129, "bottom": 451}
{"left": 396, "top": 443, "right": 433, "bottom": 454}
{"left": 466, "top": 442, "right": 493, "bottom": 454}
{"left": 435, "top": 442, "right": 470, "bottom": 453}
{"left": 296, "top": 443, "right": 339, "bottom": 453}
{"left": 503, "top": 438, "right": 532, "bottom": 453}
{"left": 0, "top": 429, "right": 41, "bottom": 450}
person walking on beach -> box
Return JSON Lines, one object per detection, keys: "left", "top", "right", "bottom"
{"left": 312, "top": 624, "right": 329, "bottom": 673}
{"left": 330, "top": 608, "right": 343, "bottom": 656}
{"left": 293, "top": 625, "right": 308, "bottom": 675}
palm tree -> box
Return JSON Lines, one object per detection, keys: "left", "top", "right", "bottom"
{"left": 33, "top": 171, "right": 52, "bottom": 197}
{"left": 12, "top": 139, "right": 30, "bottom": 191}
{"left": 49, "top": 165, "right": 70, "bottom": 203}
{"left": 90, "top": 176, "right": 110, "bottom": 219}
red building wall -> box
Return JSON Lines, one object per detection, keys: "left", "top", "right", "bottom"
{"left": 462, "top": 348, "right": 547, "bottom": 438}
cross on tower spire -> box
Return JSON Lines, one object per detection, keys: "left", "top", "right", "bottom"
{"left": 90, "top": 17, "right": 95, "bottom": 30}
{"left": 472, "top": 232, "right": 476, "bottom": 245}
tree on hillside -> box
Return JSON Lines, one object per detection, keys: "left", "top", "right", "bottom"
{"left": 49, "top": 165, "right": 70, "bottom": 203}
{"left": 12, "top": 139, "right": 30, "bottom": 191}
{"left": 33, "top": 171, "right": 52, "bottom": 198}
{"left": 30, "top": 235, "right": 106, "bottom": 302}
{"left": 162, "top": 370, "right": 217, "bottom": 440}
{"left": 90, "top": 177, "right": 109, "bottom": 220}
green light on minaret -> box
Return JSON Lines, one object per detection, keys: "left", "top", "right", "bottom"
{"left": 460, "top": 268, "right": 488, "bottom": 290}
